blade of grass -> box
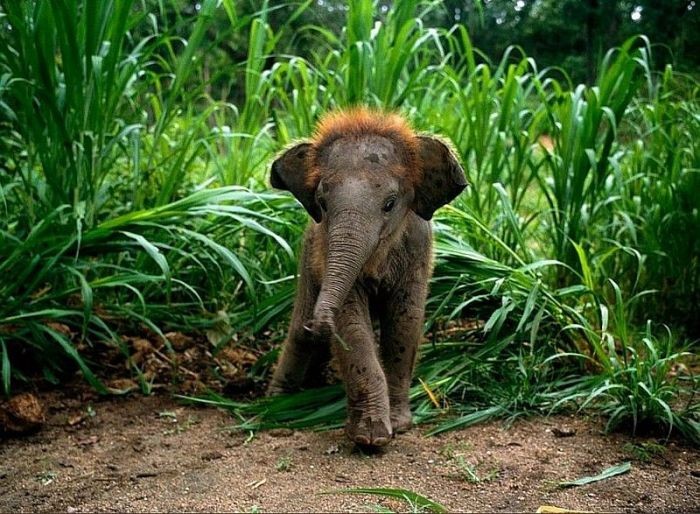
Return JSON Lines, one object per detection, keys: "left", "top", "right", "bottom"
{"left": 323, "top": 487, "right": 447, "bottom": 513}
{"left": 559, "top": 461, "right": 631, "bottom": 488}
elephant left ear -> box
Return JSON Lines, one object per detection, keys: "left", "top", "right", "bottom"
{"left": 270, "top": 142, "right": 323, "bottom": 223}
{"left": 411, "top": 136, "right": 468, "bottom": 220}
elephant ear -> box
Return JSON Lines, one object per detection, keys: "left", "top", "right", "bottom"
{"left": 270, "top": 142, "right": 322, "bottom": 223}
{"left": 411, "top": 136, "right": 468, "bottom": 220}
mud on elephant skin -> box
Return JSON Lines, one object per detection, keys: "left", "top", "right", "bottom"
{"left": 267, "top": 107, "right": 467, "bottom": 447}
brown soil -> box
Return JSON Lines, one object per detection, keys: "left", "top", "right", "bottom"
{"left": 1, "top": 391, "right": 698, "bottom": 513}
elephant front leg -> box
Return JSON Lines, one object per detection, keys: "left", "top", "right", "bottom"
{"left": 333, "top": 287, "right": 392, "bottom": 447}
{"left": 379, "top": 279, "right": 428, "bottom": 434}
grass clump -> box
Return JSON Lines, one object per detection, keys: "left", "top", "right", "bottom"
{"left": 453, "top": 456, "right": 500, "bottom": 484}
{"left": 556, "top": 314, "right": 699, "bottom": 444}
{"left": 275, "top": 455, "right": 293, "bottom": 472}
{"left": 623, "top": 441, "right": 666, "bottom": 463}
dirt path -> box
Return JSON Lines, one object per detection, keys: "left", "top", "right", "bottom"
{"left": 1, "top": 392, "right": 698, "bottom": 513}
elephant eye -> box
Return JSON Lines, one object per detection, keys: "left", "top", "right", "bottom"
{"left": 383, "top": 197, "right": 396, "bottom": 213}
{"left": 318, "top": 197, "right": 327, "bottom": 211}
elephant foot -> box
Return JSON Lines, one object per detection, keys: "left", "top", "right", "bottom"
{"left": 390, "top": 404, "right": 413, "bottom": 434}
{"left": 345, "top": 408, "right": 392, "bottom": 447}
{"left": 266, "top": 385, "right": 285, "bottom": 396}
{"left": 266, "top": 378, "right": 297, "bottom": 397}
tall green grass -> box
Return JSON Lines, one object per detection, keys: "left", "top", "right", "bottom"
{"left": 0, "top": 0, "right": 697, "bottom": 443}
{"left": 0, "top": 1, "right": 296, "bottom": 392}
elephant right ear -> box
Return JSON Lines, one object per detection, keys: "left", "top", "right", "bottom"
{"left": 411, "top": 136, "right": 468, "bottom": 220}
{"left": 270, "top": 143, "right": 322, "bottom": 223}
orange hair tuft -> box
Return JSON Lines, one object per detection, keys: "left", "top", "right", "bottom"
{"left": 306, "top": 107, "right": 421, "bottom": 185}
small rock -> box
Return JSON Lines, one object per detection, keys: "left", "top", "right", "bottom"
{"left": 325, "top": 444, "right": 340, "bottom": 455}
{"left": 690, "top": 470, "right": 700, "bottom": 478}
{"left": 201, "top": 451, "right": 224, "bottom": 461}
{"left": 76, "top": 435, "right": 99, "bottom": 447}
{"left": 67, "top": 413, "right": 86, "bottom": 427}
{"left": 552, "top": 426, "right": 576, "bottom": 438}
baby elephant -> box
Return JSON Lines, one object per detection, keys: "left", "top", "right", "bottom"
{"left": 267, "top": 108, "right": 467, "bottom": 446}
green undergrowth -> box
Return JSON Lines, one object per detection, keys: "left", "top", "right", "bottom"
{"left": 0, "top": 0, "right": 698, "bottom": 445}
{"left": 182, "top": 324, "right": 698, "bottom": 444}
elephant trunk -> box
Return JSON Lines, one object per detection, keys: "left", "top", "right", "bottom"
{"left": 306, "top": 210, "right": 377, "bottom": 341}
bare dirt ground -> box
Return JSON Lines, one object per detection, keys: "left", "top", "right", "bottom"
{"left": 1, "top": 390, "right": 698, "bottom": 513}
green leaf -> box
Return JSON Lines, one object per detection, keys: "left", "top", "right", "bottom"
{"left": 323, "top": 487, "right": 447, "bottom": 513}
{"left": 559, "top": 461, "right": 631, "bottom": 488}
{"left": 1, "top": 338, "right": 10, "bottom": 396}
{"left": 40, "top": 325, "right": 107, "bottom": 394}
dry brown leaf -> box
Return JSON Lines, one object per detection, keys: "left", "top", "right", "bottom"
{"left": 165, "top": 332, "right": 193, "bottom": 351}
{"left": 106, "top": 378, "right": 138, "bottom": 394}
{"left": 0, "top": 393, "right": 45, "bottom": 433}
{"left": 131, "top": 337, "right": 154, "bottom": 354}
{"left": 536, "top": 506, "right": 589, "bottom": 513}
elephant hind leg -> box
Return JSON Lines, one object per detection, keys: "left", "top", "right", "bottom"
{"left": 268, "top": 332, "right": 331, "bottom": 394}
{"left": 267, "top": 328, "right": 315, "bottom": 395}
{"left": 300, "top": 343, "right": 332, "bottom": 389}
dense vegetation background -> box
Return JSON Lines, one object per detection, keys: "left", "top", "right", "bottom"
{"left": 0, "top": 0, "right": 698, "bottom": 443}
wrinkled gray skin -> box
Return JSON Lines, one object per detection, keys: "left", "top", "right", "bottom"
{"left": 267, "top": 133, "right": 466, "bottom": 447}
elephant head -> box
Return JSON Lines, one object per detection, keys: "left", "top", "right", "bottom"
{"left": 270, "top": 108, "right": 467, "bottom": 341}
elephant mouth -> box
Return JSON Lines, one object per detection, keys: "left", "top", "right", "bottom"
{"left": 303, "top": 312, "right": 335, "bottom": 342}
